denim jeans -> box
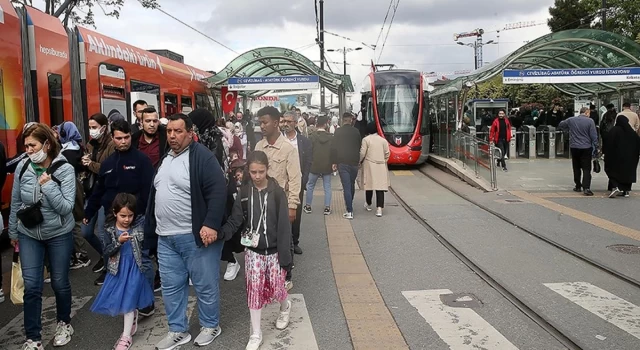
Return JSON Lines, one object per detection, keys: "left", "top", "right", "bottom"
{"left": 158, "top": 234, "right": 223, "bottom": 333}
{"left": 306, "top": 173, "right": 332, "bottom": 208}
{"left": 338, "top": 164, "right": 358, "bottom": 213}
{"left": 19, "top": 232, "right": 73, "bottom": 341}
{"left": 81, "top": 206, "right": 105, "bottom": 257}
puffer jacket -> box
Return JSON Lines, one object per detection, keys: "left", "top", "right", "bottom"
{"left": 9, "top": 153, "right": 76, "bottom": 241}
{"left": 104, "top": 216, "right": 146, "bottom": 275}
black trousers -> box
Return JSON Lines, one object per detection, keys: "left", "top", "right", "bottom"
{"left": 570, "top": 147, "right": 592, "bottom": 189}
{"left": 221, "top": 243, "right": 237, "bottom": 263}
{"left": 496, "top": 139, "right": 508, "bottom": 168}
{"left": 365, "top": 190, "right": 385, "bottom": 208}
{"left": 292, "top": 189, "right": 303, "bottom": 246}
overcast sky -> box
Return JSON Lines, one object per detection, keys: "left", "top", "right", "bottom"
{"left": 33, "top": 0, "right": 555, "bottom": 104}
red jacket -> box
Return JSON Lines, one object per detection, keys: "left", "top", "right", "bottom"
{"left": 489, "top": 117, "right": 512, "bottom": 143}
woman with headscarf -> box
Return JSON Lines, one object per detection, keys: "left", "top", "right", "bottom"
{"left": 234, "top": 121, "right": 247, "bottom": 160}
{"left": 189, "top": 108, "right": 226, "bottom": 171}
{"left": 604, "top": 115, "right": 640, "bottom": 198}
{"left": 226, "top": 121, "right": 243, "bottom": 161}
{"left": 359, "top": 122, "right": 390, "bottom": 217}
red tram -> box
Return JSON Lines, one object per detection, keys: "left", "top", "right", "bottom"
{"left": 360, "top": 69, "right": 430, "bottom": 165}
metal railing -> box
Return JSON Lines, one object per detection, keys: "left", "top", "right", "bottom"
{"left": 450, "top": 131, "right": 500, "bottom": 190}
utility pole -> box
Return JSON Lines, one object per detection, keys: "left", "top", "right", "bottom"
{"left": 343, "top": 46, "right": 347, "bottom": 75}
{"left": 602, "top": 0, "right": 607, "bottom": 30}
{"left": 319, "top": 0, "right": 326, "bottom": 113}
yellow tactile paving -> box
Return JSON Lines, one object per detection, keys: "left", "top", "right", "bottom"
{"left": 326, "top": 191, "right": 409, "bottom": 350}
{"left": 511, "top": 190, "right": 640, "bottom": 241}
{"left": 392, "top": 170, "right": 414, "bottom": 176}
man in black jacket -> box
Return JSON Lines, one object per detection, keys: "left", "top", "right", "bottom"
{"left": 131, "top": 106, "right": 167, "bottom": 169}
{"left": 83, "top": 119, "right": 155, "bottom": 291}
{"left": 144, "top": 113, "right": 227, "bottom": 349}
{"left": 331, "top": 113, "right": 362, "bottom": 219}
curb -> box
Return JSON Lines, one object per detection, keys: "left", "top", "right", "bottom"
{"left": 426, "top": 155, "right": 494, "bottom": 192}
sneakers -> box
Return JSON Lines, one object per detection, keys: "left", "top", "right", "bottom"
{"left": 245, "top": 333, "right": 263, "bottom": 350}
{"left": 584, "top": 189, "right": 594, "bottom": 196}
{"left": 224, "top": 262, "right": 241, "bottom": 281}
{"left": 303, "top": 205, "right": 312, "bottom": 214}
{"left": 285, "top": 280, "right": 293, "bottom": 291}
{"left": 573, "top": 186, "right": 582, "bottom": 192}
{"left": 130, "top": 309, "right": 139, "bottom": 336}
{"left": 624, "top": 191, "right": 630, "bottom": 197}
{"left": 276, "top": 300, "right": 292, "bottom": 330}
{"left": 364, "top": 203, "right": 372, "bottom": 211}
{"left": 293, "top": 245, "right": 303, "bottom": 255}
{"left": 153, "top": 279, "right": 162, "bottom": 293}
{"left": 114, "top": 334, "right": 132, "bottom": 350}
{"left": 92, "top": 259, "right": 105, "bottom": 273}
{"left": 94, "top": 271, "right": 106, "bottom": 286}
{"left": 155, "top": 332, "right": 191, "bottom": 350}
{"left": 609, "top": 188, "right": 621, "bottom": 198}
{"left": 44, "top": 271, "right": 51, "bottom": 284}
{"left": 0, "top": 289, "right": 5, "bottom": 304}
{"left": 53, "top": 321, "right": 74, "bottom": 347}
{"left": 21, "top": 340, "right": 44, "bottom": 350}
{"left": 376, "top": 208, "right": 383, "bottom": 217}
{"left": 502, "top": 167, "right": 508, "bottom": 172}
{"left": 193, "top": 326, "right": 222, "bottom": 346}
{"left": 138, "top": 302, "right": 155, "bottom": 317}
{"left": 323, "top": 206, "right": 331, "bottom": 215}
{"left": 343, "top": 212, "right": 353, "bottom": 220}
{"left": 70, "top": 253, "right": 91, "bottom": 270}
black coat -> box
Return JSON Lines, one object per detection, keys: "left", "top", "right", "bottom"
{"left": 604, "top": 120, "right": 640, "bottom": 184}
{"left": 295, "top": 133, "right": 312, "bottom": 189}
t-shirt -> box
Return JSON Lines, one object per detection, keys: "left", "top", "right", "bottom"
{"left": 498, "top": 118, "right": 507, "bottom": 141}
{"left": 154, "top": 148, "right": 192, "bottom": 235}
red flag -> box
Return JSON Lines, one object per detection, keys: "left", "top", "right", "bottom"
{"left": 221, "top": 86, "right": 238, "bottom": 114}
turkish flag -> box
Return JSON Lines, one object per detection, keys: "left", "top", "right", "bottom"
{"left": 221, "top": 86, "right": 238, "bottom": 114}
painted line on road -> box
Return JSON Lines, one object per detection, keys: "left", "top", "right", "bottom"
{"left": 510, "top": 190, "right": 640, "bottom": 241}
{"left": 130, "top": 296, "right": 197, "bottom": 349}
{"left": 403, "top": 290, "right": 519, "bottom": 350}
{"left": 326, "top": 191, "right": 409, "bottom": 349}
{"left": 261, "top": 294, "right": 319, "bottom": 350}
{"left": 0, "top": 296, "right": 92, "bottom": 350}
{"left": 545, "top": 282, "right": 640, "bottom": 340}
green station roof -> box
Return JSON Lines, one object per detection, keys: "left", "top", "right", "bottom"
{"left": 205, "top": 46, "right": 354, "bottom": 97}
{"left": 432, "top": 29, "right": 640, "bottom": 97}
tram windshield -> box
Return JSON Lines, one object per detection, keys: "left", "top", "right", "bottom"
{"left": 376, "top": 84, "right": 419, "bottom": 133}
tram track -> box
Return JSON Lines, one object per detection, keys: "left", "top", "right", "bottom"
{"left": 390, "top": 166, "right": 640, "bottom": 350}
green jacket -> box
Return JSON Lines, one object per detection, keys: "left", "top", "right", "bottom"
{"left": 309, "top": 129, "right": 334, "bottom": 175}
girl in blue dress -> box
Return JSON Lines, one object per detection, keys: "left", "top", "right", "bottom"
{"left": 91, "top": 193, "right": 154, "bottom": 350}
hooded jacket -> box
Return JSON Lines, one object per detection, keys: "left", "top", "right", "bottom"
{"left": 309, "top": 129, "right": 334, "bottom": 174}
{"left": 9, "top": 154, "right": 76, "bottom": 241}
{"left": 220, "top": 177, "right": 292, "bottom": 268}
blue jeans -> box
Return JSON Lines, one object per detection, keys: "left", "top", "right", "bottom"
{"left": 19, "top": 232, "right": 73, "bottom": 341}
{"left": 158, "top": 234, "right": 223, "bottom": 333}
{"left": 338, "top": 164, "right": 358, "bottom": 213}
{"left": 306, "top": 173, "right": 332, "bottom": 207}
{"left": 81, "top": 206, "right": 105, "bottom": 257}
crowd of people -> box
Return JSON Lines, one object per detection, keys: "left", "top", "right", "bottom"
{"left": 0, "top": 101, "right": 391, "bottom": 350}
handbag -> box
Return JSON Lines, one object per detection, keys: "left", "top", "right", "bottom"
{"left": 593, "top": 158, "right": 601, "bottom": 173}
{"left": 240, "top": 190, "right": 267, "bottom": 248}
{"left": 16, "top": 200, "right": 44, "bottom": 228}
{"left": 11, "top": 248, "right": 24, "bottom": 305}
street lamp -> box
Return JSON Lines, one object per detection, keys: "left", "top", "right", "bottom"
{"left": 327, "top": 47, "right": 362, "bottom": 75}
{"left": 457, "top": 40, "right": 496, "bottom": 70}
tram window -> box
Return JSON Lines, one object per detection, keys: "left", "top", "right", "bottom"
{"left": 376, "top": 84, "right": 419, "bottom": 133}
{"left": 181, "top": 95, "right": 193, "bottom": 113}
{"left": 420, "top": 92, "right": 429, "bottom": 135}
{"left": 164, "top": 93, "right": 178, "bottom": 116}
{"left": 48, "top": 73, "right": 64, "bottom": 126}
{"left": 366, "top": 97, "right": 374, "bottom": 124}
{"left": 130, "top": 80, "right": 160, "bottom": 96}
{"left": 195, "top": 93, "right": 209, "bottom": 109}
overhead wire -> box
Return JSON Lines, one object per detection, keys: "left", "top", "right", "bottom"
{"left": 377, "top": 0, "right": 399, "bottom": 62}
{"left": 322, "top": 29, "right": 375, "bottom": 49}
{"left": 374, "top": 0, "right": 394, "bottom": 52}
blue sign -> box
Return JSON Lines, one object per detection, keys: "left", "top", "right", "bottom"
{"left": 503, "top": 68, "right": 640, "bottom": 84}
{"left": 228, "top": 75, "right": 320, "bottom": 91}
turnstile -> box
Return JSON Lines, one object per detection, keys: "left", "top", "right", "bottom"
{"left": 509, "top": 127, "right": 517, "bottom": 159}
{"left": 520, "top": 125, "right": 537, "bottom": 159}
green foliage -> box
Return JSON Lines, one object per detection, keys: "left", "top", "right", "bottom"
{"left": 547, "top": 0, "right": 597, "bottom": 32}
{"left": 11, "top": 0, "right": 160, "bottom": 28}
{"left": 548, "top": 0, "right": 640, "bottom": 41}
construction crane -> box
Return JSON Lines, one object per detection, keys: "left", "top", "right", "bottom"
{"left": 495, "top": 21, "right": 546, "bottom": 54}
{"left": 453, "top": 28, "right": 491, "bottom": 70}
{"left": 453, "top": 28, "right": 485, "bottom": 42}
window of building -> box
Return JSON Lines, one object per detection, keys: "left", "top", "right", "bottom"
{"left": 48, "top": 73, "right": 64, "bottom": 126}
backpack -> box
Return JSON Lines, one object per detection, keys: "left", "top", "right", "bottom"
{"left": 19, "top": 159, "right": 85, "bottom": 222}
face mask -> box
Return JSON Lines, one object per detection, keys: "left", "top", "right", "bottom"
{"left": 29, "top": 143, "right": 48, "bottom": 164}
{"left": 89, "top": 127, "right": 104, "bottom": 139}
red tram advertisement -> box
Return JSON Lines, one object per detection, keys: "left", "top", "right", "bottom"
{"left": 361, "top": 69, "right": 430, "bottom": 165}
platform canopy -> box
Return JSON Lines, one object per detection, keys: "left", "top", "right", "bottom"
{"left": 206, "top": 46, "right": 354, "bottom": 97}
{"left": 431, "top": 29, "right": 640, "bottom": 97}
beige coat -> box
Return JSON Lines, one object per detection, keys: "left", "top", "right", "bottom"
{"left": 360, "top": 134, "right": 390, "bottom": 191}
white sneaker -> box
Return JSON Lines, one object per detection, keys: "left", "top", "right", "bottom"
{"left": 364, "top": 203, "right": 372, "bottom": 211}
{"left": 224, "top": 262, "right": 241, "bottom": 281}
{"left": 0, "top": 289, "right": 5, "bottom": 303}
{"left": 155, "top": 332, "right": 191, "bottom": 350}
{"left": 343, "top": 212, "right": 353, "bottom": 220}
{"left": 376, "top": 208, "right": 383, "bottom": 217}
{"left": 285, "top": 280, "right": 293, "bottom": 291}
{"left": 193, "top": 326, "right": 222, "bottom": 346}
{"left": 276, "top": 300, "right": 292, "bottom": 330}
{"left": 609, "top": 188, "right": 621, "bottom": 198}
{"left": 245, "top": 333, "right": 263, "bottom": 350}
{"left": 53, "top": 321, "right": 74, "bottom": 347}
{"left": 21, "top": 340, "right": 44, "bottom": 350}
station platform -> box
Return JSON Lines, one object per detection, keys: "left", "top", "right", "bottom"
{"left": 1, "top": 164, "right": 639, "bottom": 349}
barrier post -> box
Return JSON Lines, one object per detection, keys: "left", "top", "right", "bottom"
{"left": 509, "top": 127, "right": 517, "bottom": 159}
{"left": 547, "top": 126, "right": 556, "bottom": 159}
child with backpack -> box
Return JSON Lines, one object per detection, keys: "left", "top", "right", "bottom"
{"left": 220, "top": 151, "right": 293, "bottom": 350}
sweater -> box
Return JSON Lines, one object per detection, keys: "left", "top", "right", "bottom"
{"left": 144, "top": 141, "right": 227, "bottom": 248}
{"left": 84, "top": 147, "right": 154, "bottom": 220}
{"left": 558, "top": 115, "right": 598, "bottom": 151}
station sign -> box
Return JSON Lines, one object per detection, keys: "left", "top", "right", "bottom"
{"left": 228, "top": 75, "right": 320, "bottom": 91}
{"left": 503, "top": 68, "right": 640, "bottom": 84}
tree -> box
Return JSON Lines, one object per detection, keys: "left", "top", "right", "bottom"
{"left": 548, "top": 0, "right": 640, "bottom": 41}
{"left": 547, "top": 0, "right": 597, "bottom": 33}
{"left": 11, "top": 0, "right": 159, "bottom": 27}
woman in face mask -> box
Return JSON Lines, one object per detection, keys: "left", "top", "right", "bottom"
{"left": 8, "top": 123, "right": 78, "bottom": 349}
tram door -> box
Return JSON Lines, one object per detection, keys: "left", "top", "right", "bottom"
{"left": 420, "top": 91, "right": 430, "bottom": 157}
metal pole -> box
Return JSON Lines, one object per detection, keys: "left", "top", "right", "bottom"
{"left": 319, "top": 0, "right": 326, "bottom": 113}
{"left": 476, "top": 35, "right": 483, "bottom": 69}
{"left": 473, "top": 43, "right": 478, "bottom": 70}
{"left": 343, "top": 47, "right": 347, "bottom": 75}
{"left": 602, "top": 0, "right": 607, "bottom": 30}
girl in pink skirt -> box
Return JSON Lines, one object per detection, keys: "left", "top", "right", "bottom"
{"left": 221, "top": 151, "right": 293, "bottom": 350}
